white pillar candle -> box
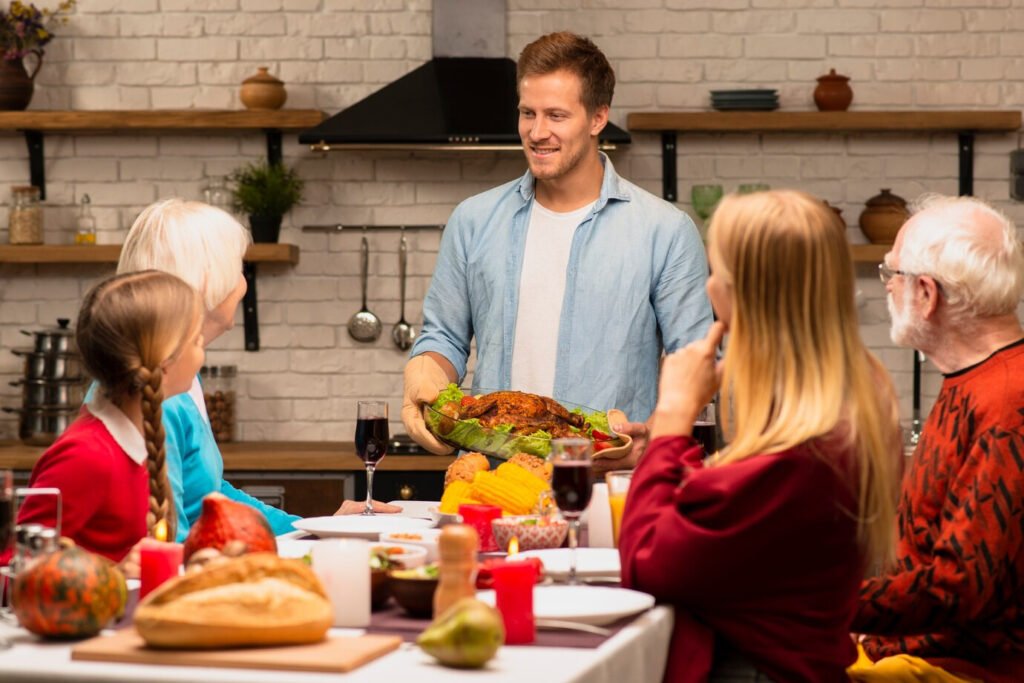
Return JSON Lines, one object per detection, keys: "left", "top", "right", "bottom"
{"left": 311, "top": 538, "right": 371, "bottom": 628}
{"left": 586, "top": 482, "right": 614, "bottom": 548}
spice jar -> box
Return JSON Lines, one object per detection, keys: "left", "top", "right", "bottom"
{"left": 201, "top": 177, "right": 231, "bottom": 212}
{"left": 75, "top": 194, "right": 96, "bottom": 245}
{"left": 8, "top": 185, "right": 43, "bottom": 245}
{"left": 200, "top": 365, "right": 237, "bottom": 443}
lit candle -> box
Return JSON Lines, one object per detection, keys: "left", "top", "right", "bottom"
{"left": 490, "top": 560, "right": 536, "bottom": 645}
{"left": 139, "top": 540, "right": 183, "bottom": 600}
{"left": 507, "top": 535, "right": 519, "bottom": 555}
{"left": 458, "top": 503, "right": 502, "bottom": 553}
{"left": 312, "top": 539, "right": 370, "bottom": 627}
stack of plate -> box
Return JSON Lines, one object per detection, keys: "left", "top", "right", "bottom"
{"left": 710, "top": 89, "right": 779, "bottom": 111}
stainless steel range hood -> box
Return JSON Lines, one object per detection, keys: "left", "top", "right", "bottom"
{"left": 298, "top": 0, "right": 630, "bottom": 152}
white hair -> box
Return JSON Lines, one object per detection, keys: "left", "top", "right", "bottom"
{"left": 899, "top": 194, "right": 1024, "bottom": 320}
{"left": 119, "top": 199, "right": 251, "bottom": 312}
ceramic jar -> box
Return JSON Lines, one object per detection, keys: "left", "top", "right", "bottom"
{"left": 859, "top": 189, "right": 909, "bottom": 244}
{"left": 0, "top": 56, "right": 41, "bottom": 111}
{"left": 814, "top": 68, "right": 853, "bottom": 112}
{"left": 240, "top": 67, "right": 287, "bottom": 110}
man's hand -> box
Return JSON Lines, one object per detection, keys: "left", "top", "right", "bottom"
{"left": 334, "top": 500, "right": 403, "bottom": 515}
{"left": 402, "top": 354, "right": 456, "bottom": 455}
{"left": 592, "top": 418, "right": 650, "bottom": 476}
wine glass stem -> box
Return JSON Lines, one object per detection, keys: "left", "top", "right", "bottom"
{"left": 363, "top": 464, "right": 376, "bottom": 516}
{"left": 568, "top": 518, "right": 579, "bottom": 585}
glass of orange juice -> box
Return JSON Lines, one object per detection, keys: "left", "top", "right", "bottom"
{"left": 605, "top": 470, "right": 632, "bottom": 547}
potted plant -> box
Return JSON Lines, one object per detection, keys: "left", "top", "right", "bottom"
{"left": 0, "top": 1, "right": 76, "bottom": 110}
{"left": 229, "top": 161, "right": 304, "bottom": 243}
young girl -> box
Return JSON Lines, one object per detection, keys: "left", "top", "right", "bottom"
{"left": 619, "top": 190, "right": 902, "bottom": 683}
{"left": 10, "top": 270, "right": 203, "bottom": 565}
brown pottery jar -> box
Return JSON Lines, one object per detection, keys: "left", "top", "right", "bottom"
{"left": 859, "top": 189, "right": 909, "bottom": 244}
{"left": 239, "top": 67, "right": 287, "bottom": 110}
{"left": 814, "top": 68, "right": 853, "bottom": 112}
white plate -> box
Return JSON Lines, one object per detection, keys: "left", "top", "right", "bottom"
{"left": 512, "top": 548, "right": 621, "bottom": 580}
{"left": 276, "top": 537, "right": 315, "bottom": 559}
{"left": 428, "top": 506, "right": 461, "bottom": 526}
{"left": 293, "top": 515, "right": 433, "bottom": 540}
{"left": 477, "top": 585, "right": 654, "bottom": 626}
{"left": 386, "top": 500, "right": 440, "bottom": 520}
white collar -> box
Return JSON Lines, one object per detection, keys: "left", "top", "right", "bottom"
{"left": 85, "top": 392, "right": 148, "bottom": 465}
{"left": 188, "top": 376, "right": 210, "bottom": 424}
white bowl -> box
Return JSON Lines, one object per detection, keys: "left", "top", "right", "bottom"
{"left": 370, "top": 541, "right": 428, "bottom": 569}
{"left": 379, "top": 528, "right": 443, "bottom": 563}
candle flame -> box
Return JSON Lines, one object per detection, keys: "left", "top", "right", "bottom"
{"left": 154, "top": 519, "right": 167, "bottom": 543}
{"left": 508, "top": 535, "right": 519, "bottom": 555}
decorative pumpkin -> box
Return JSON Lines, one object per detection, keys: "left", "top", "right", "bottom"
{"left": 12, "top": 543, "right": 127, "bottom": 639}
{"left": 183, "top": 493, "right": 277, "bottom": 562}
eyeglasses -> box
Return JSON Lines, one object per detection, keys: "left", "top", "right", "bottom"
{"left": 878, "top": 263, "right": 915, "bottom": 285}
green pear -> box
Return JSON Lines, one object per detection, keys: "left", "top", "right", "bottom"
{"left": 417, "top": 597, "right": 505, "bottom": 668}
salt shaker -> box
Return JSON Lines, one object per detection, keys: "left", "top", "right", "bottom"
{"left": 433, "top": 524, "right": 479, "bottom": 617}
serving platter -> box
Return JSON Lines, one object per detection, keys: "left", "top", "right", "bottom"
{"left": 476, "top": 585, "right": 654, "bottom": 626}
{"left": 293, "top": 516, "right": 432, "bottom": 540}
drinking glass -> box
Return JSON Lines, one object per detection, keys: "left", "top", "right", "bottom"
{"left": 737, "top": 183, "right": 770, "bottom": 194}
{"left": 691, "top": 184, "right": 724, "bottom": 221}
{"left": 355, "top": 401, "right": 389, "bottom": 516}
{"left": 605, "top": 470, "right": 632, "bottom": 548}
{"left": 549, "top": 438, "right": 594, "bottom": 584}
{"left": 693, "top": 403, "right": 717, "bottom": 454}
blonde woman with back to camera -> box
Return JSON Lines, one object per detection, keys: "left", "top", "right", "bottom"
{"left": 618, "top": 190, "right": 903, "bottom": 682}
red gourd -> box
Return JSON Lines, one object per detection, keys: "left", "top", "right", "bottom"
{"left": 182, "top": 492, "right": 277, "bottom": 562}
{"left": 12, "top": 543, "right": 127, "bottom": 639}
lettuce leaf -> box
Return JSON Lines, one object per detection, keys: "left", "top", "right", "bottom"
{"left": 432, "top": 383, "right": 464, "bottom": 410}
{"left": 585, "top": 410, "right": 611, "bottom": 435}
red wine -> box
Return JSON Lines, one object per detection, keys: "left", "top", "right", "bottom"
{"left": 552, "top": 462, "right": 594, "bottom": 515}
{"left": 355, "top": 417, "right": 389, "bottom": 464}
{"left": 693, "top": 421, "right": 717, "bottom": 454}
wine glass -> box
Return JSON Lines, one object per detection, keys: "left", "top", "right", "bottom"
{"left": 737, "top": 183, "right": 770, "bottom": 194}
{"left": 549, "top": 438, "right": 594, "bottom": 585}
{"left": 355, "top": 401, "right": 389, "bottom": 516}
{"left": 691, "top": 184, "right": 724, "bottom": 221}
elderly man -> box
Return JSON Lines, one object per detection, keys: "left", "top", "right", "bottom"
{"left": 851, "top": 195, "right": 1024, "bottom": 682}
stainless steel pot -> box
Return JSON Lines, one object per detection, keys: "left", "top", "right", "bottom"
{"left": 12, "top": 349, "right": 84, "bottom": 381}
{"left": 10, "top": 379, "right": 86, "bottom": 409}
{"left": 20, "top": 318, "right": 76, "bottom": 354}
{"left": 2, "top": 407, "right": 78, "bottom": 446}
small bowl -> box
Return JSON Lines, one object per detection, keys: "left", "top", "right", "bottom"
{"left": 370, "top": 568, "right": 389, "bottom": 610}
{"left": 388, "top": 570, "right": 439, "bottom": 617}
{"left": 491, "top": 515, "right": 568, "bottom": 552}
{"left": 369, "top": 542, "right": 427, "bottom": 569}
{"left": 380, "top": 528, "right": 442, "bottom": 563}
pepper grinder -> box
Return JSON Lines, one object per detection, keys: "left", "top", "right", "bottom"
{"left": 433, "top": 524, "right": 479, "bottom": 617}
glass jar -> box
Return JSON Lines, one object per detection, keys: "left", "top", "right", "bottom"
{"left": 74, "top": 193, "right": 96, "bottom": 245}
{"left": 202, "top": 176, "right": 232, "bottom": 212}
{"left": 200, "top": 365, "right": 237, "bottom": 443}
{"left": 8, "top": 185, "right": 43, "bottom": 245}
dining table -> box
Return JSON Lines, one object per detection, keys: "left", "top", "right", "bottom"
{"left": 0, "top": 502, "right": 673, "bottom": 683}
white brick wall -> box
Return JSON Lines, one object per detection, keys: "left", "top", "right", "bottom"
{"left": 1, "top": 0, "right": 1023, "bottom": 441}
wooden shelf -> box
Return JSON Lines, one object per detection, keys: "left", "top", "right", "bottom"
{"left": 851, "top": 244, "right": 890, "bottom": 263}
{"left": 0, "top": 440, "right": 454, "bottom": 473}
{"left": 627, "top": 110, "right": 1022, "bottom": 133}
{"left": 0, "top": 243, "right": 299, "bottom": 265}
{"left": 0, "top": 109, "right": 325, "bottom": 132}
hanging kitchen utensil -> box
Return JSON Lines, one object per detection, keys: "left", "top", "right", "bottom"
{"left": 347, "top": 235, "right": 383, "bottom": 343}
{"left": 391, "top": 233, "right": 416, "bottom": 352}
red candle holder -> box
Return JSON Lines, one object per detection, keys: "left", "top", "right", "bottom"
{"left": 139, "top": 540, "right": 183, "bottom": 600}
{"left": 490, "top": 560, "right": 536, "bottom": 644}
{"left": 458, "top": 503, "right": 502, "bottom": 553}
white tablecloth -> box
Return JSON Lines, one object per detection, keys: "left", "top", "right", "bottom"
{"left": 0, "top": 606, "right": 672, "bottom": 683}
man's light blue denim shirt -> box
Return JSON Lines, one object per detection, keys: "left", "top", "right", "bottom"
{"left": 410, "top": 154, "right": 713, "bottom": 422}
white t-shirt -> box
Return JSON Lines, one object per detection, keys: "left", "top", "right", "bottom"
{"left": 510, "top": 199, "right": 596, "bottom": 396}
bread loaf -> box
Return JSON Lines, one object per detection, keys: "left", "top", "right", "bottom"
{"left": 134, "top": 553, "right": 332, "bottom": 649}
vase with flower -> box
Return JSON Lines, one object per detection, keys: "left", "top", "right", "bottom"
{"left": 0, "top": 1, "right": 75, "bottom": 110}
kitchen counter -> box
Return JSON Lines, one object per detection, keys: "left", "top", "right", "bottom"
{"left": 0, "top": 441, "right": 455, "bottom": 473}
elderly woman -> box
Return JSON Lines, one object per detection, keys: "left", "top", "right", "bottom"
{"left": 115, "top": 199, "right": 300, "bottom": 539}
{"left": 619, "top": 190, "right": 903, "bottom": 682}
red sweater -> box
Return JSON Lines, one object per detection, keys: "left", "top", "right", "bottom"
{"left": 854, "top": 338, "right": 1024, "bottom": 683}
{"left": 4, "top": 411, "right": 149, "bottom": 564}
{"left": 620, "top": 434, "right": 863, "bottom": 683}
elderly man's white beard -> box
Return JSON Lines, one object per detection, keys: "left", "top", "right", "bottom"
{"left": 888, "top": 285, "right": 929, "bottom": 349}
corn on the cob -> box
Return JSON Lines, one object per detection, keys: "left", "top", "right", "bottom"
{"left": 440, "top": 480, "right": 473, "bottom": 514}
{"left": 470, "top": 470, "right": 535, "bottom": 515}
{"left": 496, "top": 462, "right": 550, "bottom": 497}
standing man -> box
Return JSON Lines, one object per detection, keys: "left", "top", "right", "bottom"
{"left": 402, "top": 32, "right": 713, "bottom": 464}
{"left": 851, "top": 195, "right": 1024, "bottom": 683}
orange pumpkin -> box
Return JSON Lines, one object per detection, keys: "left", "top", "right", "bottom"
{"left": 182, "top": 493, "right": 277, "bottom": 562}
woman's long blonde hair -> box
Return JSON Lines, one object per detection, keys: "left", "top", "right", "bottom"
{"left": 77, "top": 270, "right": 202, "bottom": 541}
{"left": 706, "top": 190, "right": 901, "bottom": 568}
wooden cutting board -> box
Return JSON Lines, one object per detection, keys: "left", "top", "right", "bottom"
{"left": 71, "top": 630, "right": 402, "bottom": 673}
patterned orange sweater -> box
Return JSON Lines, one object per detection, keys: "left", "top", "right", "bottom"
{"left": 854, "top": 337, "right": 1024, "bottom": 682}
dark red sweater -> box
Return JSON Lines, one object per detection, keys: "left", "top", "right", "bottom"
{"left": 3, "top": 411, "right": 148, "bottom": 565}
{"left": 620, "top": 435, "right": 863, "bottom": 683}
{"left": 854, "top": 339, "right": 1024, "bottom": 683}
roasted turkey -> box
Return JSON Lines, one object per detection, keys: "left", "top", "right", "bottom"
{"left": 459, "top": 390, "right": 585, "bottom": 438}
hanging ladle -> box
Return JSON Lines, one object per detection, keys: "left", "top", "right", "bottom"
{"left": 347, "top": 235, "right": 383, "bottom": 343}
{"left": 392, "top": 233, "right": 417, "bottom": 351}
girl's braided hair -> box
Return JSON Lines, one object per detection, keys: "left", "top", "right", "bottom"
{"left": 77, "top": 270, "right": 201, "bottom": 540}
